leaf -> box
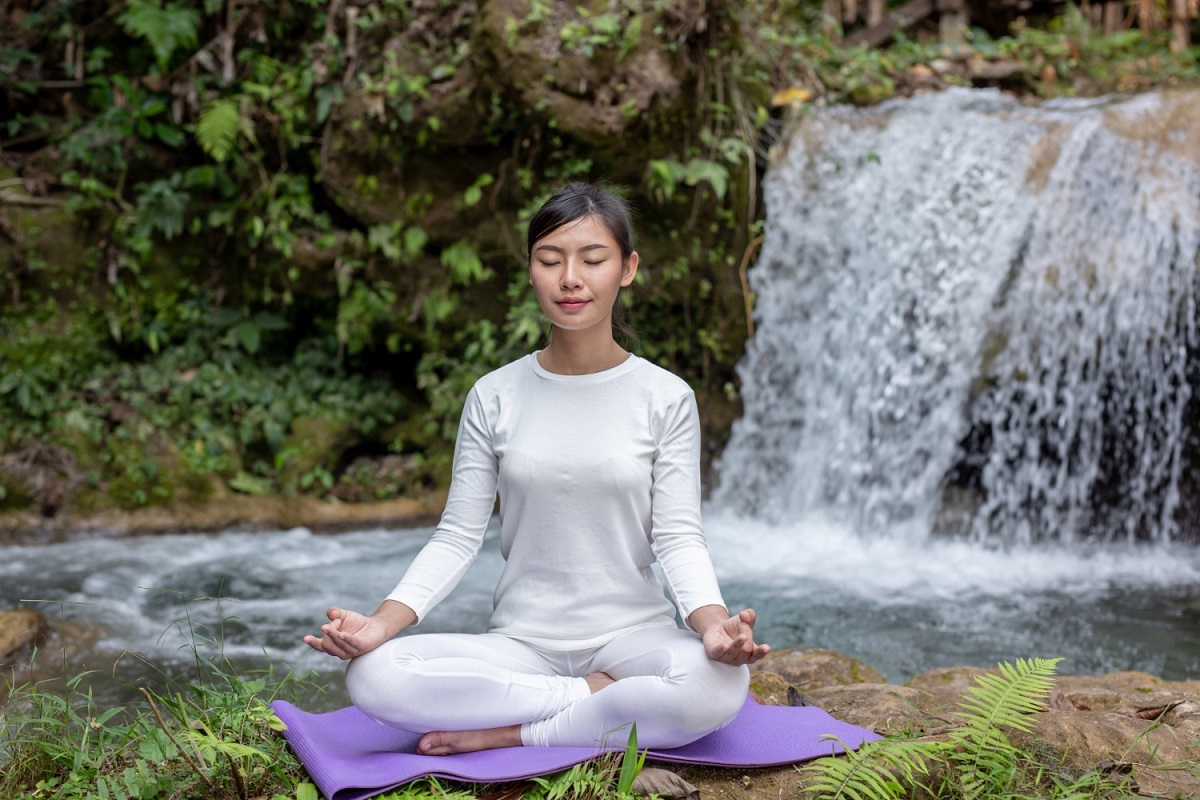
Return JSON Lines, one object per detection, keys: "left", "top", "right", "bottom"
{"left": 441, "top": 240, "right": 487, "bottom": 285}
{"left": 616, "top": 723, "right": 643, "bottom": 794}
{"left": 118, "top": 0, "right": 201, "bottom": 69}
{"left": 229, "top": 472, "right": 272, "bottom": 495}
{"left": 154, "top": 121, "right": 185, "bottom": 148}
{"left": 295, "top": 783, "right": 320, "bottom": 800}
{"left": 234, "top": 320, "right": 261, "bottom": 354}
{"left": 196, "top": 98, "right": 240, "bottom": 162}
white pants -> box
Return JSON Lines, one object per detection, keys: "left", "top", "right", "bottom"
{"left": 344, "top": 626, "right": 749, "bottom": 748}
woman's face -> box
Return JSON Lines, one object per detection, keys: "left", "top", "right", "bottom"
{"left": 528, "top": 214, "right": 638, "bottom": 336}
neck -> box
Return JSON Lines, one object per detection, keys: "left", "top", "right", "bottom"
{"left": 538, "top": 329, "right": 628, "bottom": 375}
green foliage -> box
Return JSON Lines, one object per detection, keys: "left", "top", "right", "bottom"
{"left": 196, "top": 98, "right": 242, "bottom": 162}
{"left": 949, "top": 657, "right": 1063, "bottom": 798}
{"left": 118, "top": 0, "right": 201, "bottom": 70}
{"left": 1, "top": 622, "right": 317, "bottom": 800}
{"left": 801, "top": 657, "right": 1139, "bottom": 800}
{"left": 615, "top": 723, "right": 647, "bottom": 796}
{"left": 3, "top": 0, "right": 1198, "bottom": 509}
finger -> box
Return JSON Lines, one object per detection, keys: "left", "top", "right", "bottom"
{"left": 304, "top": 635, "right": 350, "bottom": 659}
{"left": 739, "top": 608, "right": 757, "bottom": 628}
{"left": 319, "top": 635, "right": 354, "bottom": 660}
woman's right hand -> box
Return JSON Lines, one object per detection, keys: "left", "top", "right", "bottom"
{"left": 303, "top": 606, "right": 398, "bottom": 660}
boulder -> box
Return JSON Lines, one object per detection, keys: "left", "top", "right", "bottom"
{"left": 750, "top": 647, "right": 885, "bottom": 690}
{"left": 804, "top": 683, "right": 943, "bottom": 736}
{"left": 0, "top": 608, "right": 46, "bottom": 663}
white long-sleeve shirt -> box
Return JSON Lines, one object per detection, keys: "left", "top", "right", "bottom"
{"left": 386, "top": 352, "right": 726, "bottom": 650}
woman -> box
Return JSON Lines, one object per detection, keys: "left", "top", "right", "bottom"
{"left": 304, "top": 182, "right": 768, "bottom": 756}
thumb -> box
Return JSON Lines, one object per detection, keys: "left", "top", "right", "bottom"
{"left": 326, "top": 607, "right": 344, "bottom": 622}
{"left": 739, "top": 608, "right": 757, "bottom": 628}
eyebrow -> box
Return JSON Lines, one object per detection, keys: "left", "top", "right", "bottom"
{"left": 534, "top": 243, "right": 612, "bottom": 254}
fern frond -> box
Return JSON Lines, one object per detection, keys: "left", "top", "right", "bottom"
{"left": 949, "top": 657, "right": 1062, "bottom": 800}
{"left": 802, "top": 736, "right": 942, "bottom": 800}
{"left": 118, "top": 0, "right": 201, "bottom": 70}
{"left": 196, "top": 98, "right": 241, "bottom": 162}
{"left": 953, "top": 658, "right": 1062, "bottom": 738}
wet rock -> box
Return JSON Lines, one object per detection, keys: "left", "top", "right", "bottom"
{"left": 750, "top": 647, "right": 885, "bottom": 690}
{"left": 0, "top": 608, "right": 47, "bottom": 663}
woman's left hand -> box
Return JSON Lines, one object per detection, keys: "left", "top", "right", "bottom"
{"left": 692, "top": 606, "right": 771, "bottom": 666}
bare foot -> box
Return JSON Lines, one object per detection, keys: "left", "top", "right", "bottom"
{"left": 418, "top": 724, "right": 522, "bottom": 755}
{"left": 585, "top": 670, "right": 616, "bottom": 694}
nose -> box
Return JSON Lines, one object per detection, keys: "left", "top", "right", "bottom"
{"left": 560, "top": 259, "right": 583, "bottom": 289}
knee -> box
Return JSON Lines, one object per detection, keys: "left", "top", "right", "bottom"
{"left": 344, "top": 646, "right": 402, "bottom": 720}
{"left": 704, "top": 663, "right": 750, "bottom": 728}
{"left": 668, "top": 661, "right": 748, "bottom": 739}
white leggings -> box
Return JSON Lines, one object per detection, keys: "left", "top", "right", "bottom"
{"left": 344, "top": 626, "right": 749, "bottom": 748}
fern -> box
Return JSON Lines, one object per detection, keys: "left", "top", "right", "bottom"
{"left": 118, "top": 0, "right": 201, "bottom": 70}
{"left": 196, "top": 98, "right": 241, "bottom": 162}
{"left": 949, "top": 657, "right": 1062, "bottom": 799}
{"left": 803, "top": 658, "right": 1064, "bottom": 800}
{"left": 803, "top": 736, "right": 941, "bottom": 800}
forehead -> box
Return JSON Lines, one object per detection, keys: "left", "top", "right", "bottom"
{"left": 532, "top": 215, "right": 616, "bottom": 249}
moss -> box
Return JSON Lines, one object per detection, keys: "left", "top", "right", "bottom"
{"left": 0, "top": 471, "right": 34, "bottom": 512}
{"left": 278, "top": 416, "right": 357, "bottom": 493}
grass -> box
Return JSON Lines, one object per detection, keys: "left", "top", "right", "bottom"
{"left": 4, "top": 629, "right": 1171, "bottom": 800}
{"left": 0, "top": 612, "right": 651, "bottom": 800}
{"left": 1, "top": 646, "right": 316, "bottom": 799}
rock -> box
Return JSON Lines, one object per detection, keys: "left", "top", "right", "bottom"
{"left": 1010, "top": 711, "right": 1200, "bottom": 798}
{"left": 1056, "top": 671, "right": 1200, "bottom": 715}
{"left": 750, "top": 647, "right": 885, "bottom": 690}
{"left": 631, "top": 768, "right": 698, "bottom": 800}
{"left": 748, "top": 669, "right": 792, "bottom": 706}
{"left": 907, "top": 665, "right": 993, "bottom": 708}
{"left": 0, "top": 609, "right": 47, "bottom": 663}
{"left": 805, "top": 683, "right": 943, "bottom": 736}
{"left": 478, "top": 0, "right": 685, "bottom": 147}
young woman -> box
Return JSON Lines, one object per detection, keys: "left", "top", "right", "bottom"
{"left": 304, "top": 182, "right": 768, "bottom": 755}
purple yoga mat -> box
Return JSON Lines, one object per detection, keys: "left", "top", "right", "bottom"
{"left": 271, "top": 696, "right": 881, "bottom": 800}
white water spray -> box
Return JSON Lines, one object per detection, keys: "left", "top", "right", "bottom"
{"left": 716, "top": 88, "right": 1200, "bottom": 544}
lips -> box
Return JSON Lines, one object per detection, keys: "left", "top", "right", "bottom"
{"left": 556, "top": 298, "right": 589, "bottom": 310}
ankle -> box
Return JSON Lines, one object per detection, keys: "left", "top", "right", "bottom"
{"left": 585, "top": 671, "right": 616, "bottom": 694}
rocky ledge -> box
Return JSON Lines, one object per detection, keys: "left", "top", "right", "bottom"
{"left": 672, "top": 648, "right": 1200, "bottom": 799}
{"left": 4, "top": 611, "right": 1198, "bottom": 798}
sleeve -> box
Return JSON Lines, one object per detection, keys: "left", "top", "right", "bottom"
{"left": 648, "top": 389, "right": 727, "bottom": 626}
{"left": 385, "top": 386, "right": 498, "bottom": 622}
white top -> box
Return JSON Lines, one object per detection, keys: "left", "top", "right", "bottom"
{"left": 386, "top": 352, "right": 725, "bottom": 650}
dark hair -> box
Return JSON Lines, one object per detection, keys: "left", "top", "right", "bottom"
{"left": 526, "top": 182, "right": 639, "bottom": 346}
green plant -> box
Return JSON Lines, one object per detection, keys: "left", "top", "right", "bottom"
{"left": 804, "top": 657, "right": 1074, "bottom": 800}
{"left": 1, "top": 610, "right": 322, "bottom": 800}
{"left": 615, "top": 722, "right": 648, "bottom": 796}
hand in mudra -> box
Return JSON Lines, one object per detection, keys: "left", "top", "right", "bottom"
{"left": 702, "top": 608, "right": 770, "bottom": 666}
{"left": 303, "top": 607, "right": 391, "bottom": 660}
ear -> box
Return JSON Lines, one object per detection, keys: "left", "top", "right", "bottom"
{"left": 620, "top": 251, "right": 639, "bottom": 287}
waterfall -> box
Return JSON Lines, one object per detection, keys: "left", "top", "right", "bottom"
{"left": 716, "top": 88, "right": 1200, "bottom": 544}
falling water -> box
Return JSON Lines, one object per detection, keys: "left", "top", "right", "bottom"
{"left": 717, "top": 88, "right": 1200, "bottom": 544}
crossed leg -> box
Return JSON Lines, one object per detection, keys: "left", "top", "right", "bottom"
{"left": 344, "top": 627, "right": 748, "bottom": 753}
